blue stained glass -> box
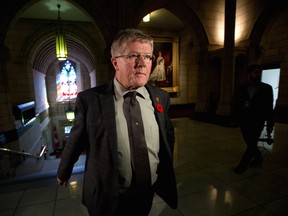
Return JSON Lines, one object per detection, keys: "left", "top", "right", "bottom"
{"left": 56, "top": 60, "right": 78, "bottom": 101}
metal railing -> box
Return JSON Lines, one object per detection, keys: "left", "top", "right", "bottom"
{"left": 0, "top": 145, "right": 47, "bottom": 160}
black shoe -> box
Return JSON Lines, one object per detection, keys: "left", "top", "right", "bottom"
{"left": 250, "top": 157, "right": 263, "bottom": 167}
{"left": 234, "top": 165, "right": 246, "bottom": 174}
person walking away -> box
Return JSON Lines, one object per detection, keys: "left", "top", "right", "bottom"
{"left": 232, "top": 64, "right": 274, "bottom": 174}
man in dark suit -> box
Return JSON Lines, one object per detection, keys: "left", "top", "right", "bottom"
{"left": 57, "top": 28, "right": 177, "bottom": 215}
{"left": 232, "top": 64, "right": 274, "bottom": 174}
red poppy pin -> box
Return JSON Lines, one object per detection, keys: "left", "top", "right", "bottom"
{"left": 156, "top": 103, "right": 164, "bottom": 113}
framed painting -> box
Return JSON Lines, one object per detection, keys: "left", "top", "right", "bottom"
{"left": 149, "top": 36, "right": 179, "bottom": 93}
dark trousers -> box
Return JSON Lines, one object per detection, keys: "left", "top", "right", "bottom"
{"left": 116, "top": 187, "right": 154, "bottom": 216}
{"left": 238, "top": 121, "right": 264, "bottom": 166}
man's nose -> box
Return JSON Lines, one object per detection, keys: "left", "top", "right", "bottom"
{"left": 136, "top": 55, "right": 146, "bottom": 65}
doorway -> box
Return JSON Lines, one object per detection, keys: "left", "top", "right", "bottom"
{"left": 258, "top": 67, "right": 280, "bottom": 148}
{"left": 261, "top": 68, "right": 280, "bottom": 108}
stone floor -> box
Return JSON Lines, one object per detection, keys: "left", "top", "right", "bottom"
{"left": 0, "top": 117, "right": 287, "bottom": 216}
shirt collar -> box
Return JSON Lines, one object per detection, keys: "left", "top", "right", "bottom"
{"left": 113, "top": 78, "right": 148, "bottom": 101}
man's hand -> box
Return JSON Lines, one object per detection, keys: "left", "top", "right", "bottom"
{"left": 57, "top": 177, "right": 68, "bottom": 187}
{"left": 266, "top": 126, "right": 273, "bottom": 137}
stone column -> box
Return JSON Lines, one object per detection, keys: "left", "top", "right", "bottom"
{"left": 194, "top": 49, "right": 210, "bottom": 112}
{"left": 217, "top": 0, "right": 236, "bottom": 116}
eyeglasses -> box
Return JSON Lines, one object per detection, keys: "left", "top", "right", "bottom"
{"left": 114, "top": 53, "right": 155, "bottom": 62}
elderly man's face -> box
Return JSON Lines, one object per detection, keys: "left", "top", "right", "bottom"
{"left": 111, "top": 41, "right": 153, "bottom": 90}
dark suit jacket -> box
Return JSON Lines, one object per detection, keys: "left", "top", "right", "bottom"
{"left": 57, "top": 80, "right": 178, "bottom": 215}
{"left": 232, "top": 82, "right": 274, "bottom": 128}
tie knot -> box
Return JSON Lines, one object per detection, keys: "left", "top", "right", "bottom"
{"left": 124, "top": 91, "right": 138, "bottom": 105}
{"left": 124, "top": 91, "right": 137, "bottom": 99}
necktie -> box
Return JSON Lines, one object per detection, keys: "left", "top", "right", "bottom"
{"left": 123, "top": 91, "right": 151, "bottom": 191}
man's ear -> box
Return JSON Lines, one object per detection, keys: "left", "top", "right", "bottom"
{"left": 111, "top": 58, "right": 119, "bottom": 71}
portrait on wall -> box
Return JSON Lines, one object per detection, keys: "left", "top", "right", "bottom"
{"left": 149, "top": 37, "right": 179, "bottom": 93}
{"left": 149, "top": 42, "right": 172, "bottom": 87}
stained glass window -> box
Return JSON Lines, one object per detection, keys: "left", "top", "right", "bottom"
{"left": 56, "top": 60, "right": 78, "bottom": 101}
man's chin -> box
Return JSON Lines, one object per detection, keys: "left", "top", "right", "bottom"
{"left": 133, "top": 79, "right": 148, "bottom": 88}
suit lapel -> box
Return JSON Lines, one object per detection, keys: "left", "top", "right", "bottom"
{"left": 145, "top": 85, "right": 166, "bottom": 133}
{"left": 99, "top": 81, "right": 118, "bottom": 165}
